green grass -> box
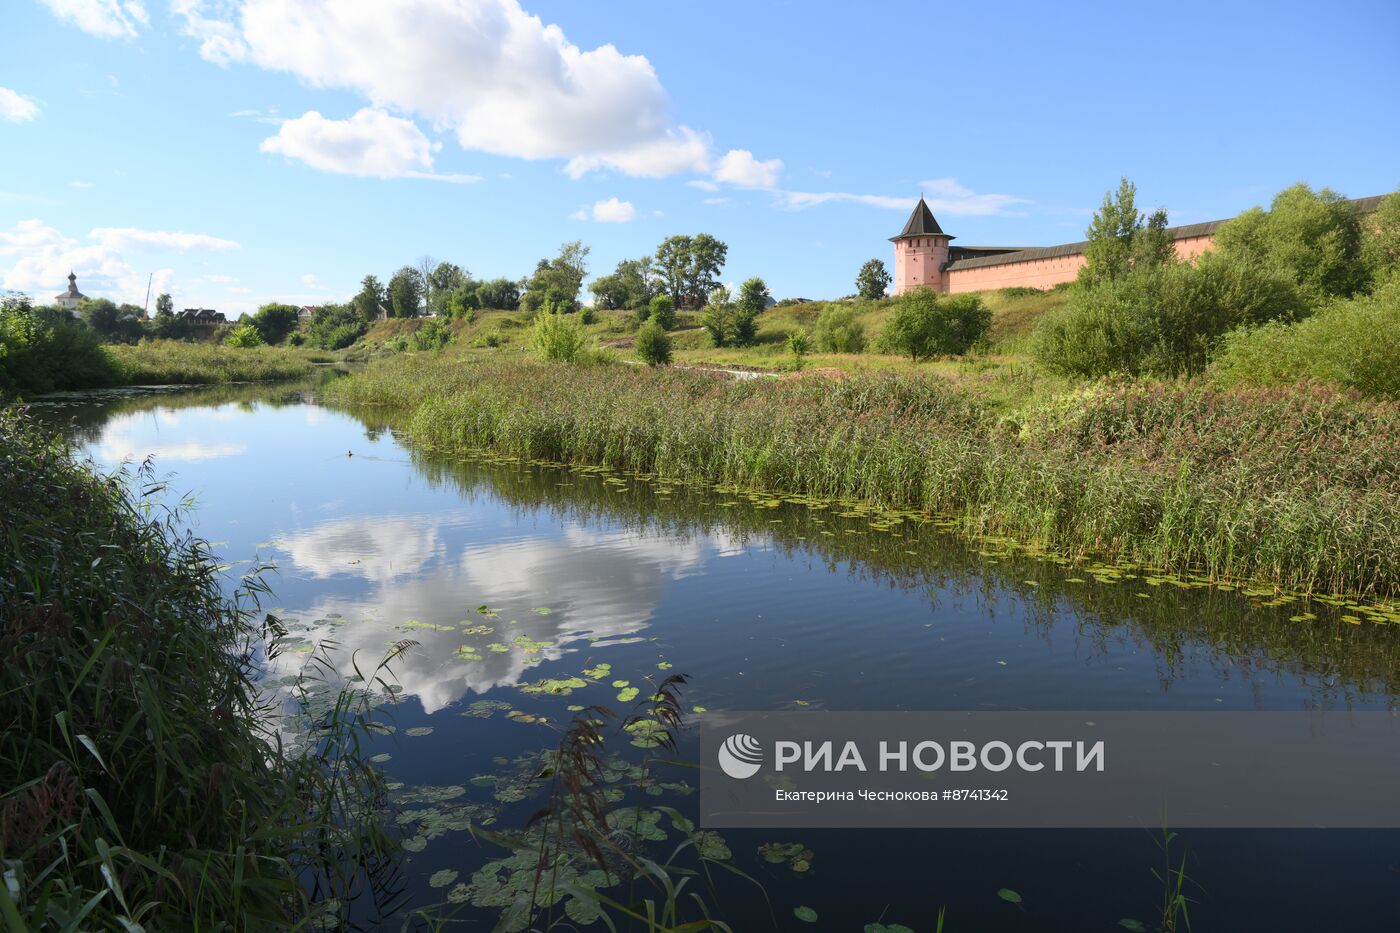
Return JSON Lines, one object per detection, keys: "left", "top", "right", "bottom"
{"left": 105, "top": 340, "right": 327, "bottom": 385}
{"left": 325, "top": 353, "right": 1400, "bottom": 598}
{"left": 0, "top": 410, "right": 395, "bottom": 929}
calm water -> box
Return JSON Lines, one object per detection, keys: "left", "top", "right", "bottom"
{"left": 31, "top": 380, "right": 1400, "bottom": 931}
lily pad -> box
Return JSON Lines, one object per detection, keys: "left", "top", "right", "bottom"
{"left": 794, "top": 906, "right": 818, "bottom": 923}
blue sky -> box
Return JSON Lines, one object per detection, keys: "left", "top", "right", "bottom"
{"left": 2, "top": 0, "right": 1397, "bottom": 314}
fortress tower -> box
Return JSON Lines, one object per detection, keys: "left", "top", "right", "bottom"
{"left": 890, "top": 197, "right": 952, "bottom": 295}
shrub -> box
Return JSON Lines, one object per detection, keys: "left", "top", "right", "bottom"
{"left": 412, "top": 318, "right": 451, "bottom": 351}
{"left": 700, "top": 287, "right": 732, "bottom": 347}
{"left": 1211, "top": 278, "right": 1400, "bottom": 397}
{"left": 813, "top": 304, "right": 867, "bottom": 353}
{"left": 649, "top": 294, "right": 677, "bottom": 330}
{"left": 225, "top": 322, "right": 263, "bottom": 347}
{"left": 879, "top": 288, "right": 990, "bottom": 361}
{"left": 1035, "top": 254, "right": 1308, "bottom": 378}
{"left": 1363, "top": 188, "right": 1400, "bottom": 284}
{"left": 634, "top": 320, "right": 672, "bottom": 366}
{"left": 251, "top": 303, "right": 300, "bottom": 345}
{"left": 579, "top": 305, "right": 596, "bottom": 325}
{"left": 786, "top": 330, "right": 809, "bottom": 369}
{"left": 1213, "top": 183, "right": 1368, "bottom": 301}
{"left": 0, "top": 296, "right": 116, "bottom": 396}
{"left": 529, "top": 309, "right": 587, "bottom": 362}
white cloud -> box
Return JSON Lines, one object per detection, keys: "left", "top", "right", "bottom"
{"left": 302, "top": 273, "right": 320, "bottom": 287}
{"left": 205, "top": 273, "right": 237, "bottom": 283}
{"left": 686, "top": 179, "right": 719, "bottom": 192}
{"left": 0, "top": 219, "right": 228, "bottom": 304}
{"left": 259, "top": 108, "right": 481, "bottom": 183}
{"left": 589, "top": 197, "right": 636, "bottom": 223}
{"left": 90, "top": 227, "right": 241, "bottom": 251}
{"left": 713, "top": 148, "right": 782, "bottom": 189}
{"left": 0, "top": 87, "right": 40, "bottom": 123}
{"left": 703, "top": 197, "right": 732, "bottom": 206}
{"left": 569, "top": 208, "right": 587, "bottom": 221}
{"left": 777, "top": 178, "right": 1028, "bottom": 215}
{"left": 173, "top": 0, "right": 717, "bottom": 178}
{"left": 69, "top": 180, "right": 94, "bottom": 188}
{"left": 37, "top": 0, "right": 148, "bottom": 38}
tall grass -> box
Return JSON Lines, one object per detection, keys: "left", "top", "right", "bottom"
{"left": 106, "top": 340, "right": 325, "bottom": 385}
{"left": 326, "top": 355, "right": 1400, "bottom": 597}
{"left": 0, "top": 410, "right": 395, "bottom": 929}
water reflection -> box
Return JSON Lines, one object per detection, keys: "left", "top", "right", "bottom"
{"left": 266, "top": 511, "right": 744, "bottom": 711}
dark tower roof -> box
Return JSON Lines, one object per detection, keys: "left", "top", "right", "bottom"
{"left": 890, "top": 196, "right": 953, "bottom": 241}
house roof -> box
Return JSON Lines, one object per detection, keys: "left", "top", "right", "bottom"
{"left": 890, "top": 198, "right": 952, "bottom": 241}
{"left": 943, "top": 194, "right": 1389, "bottom": 272}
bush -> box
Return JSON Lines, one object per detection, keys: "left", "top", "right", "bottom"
{"left": 634, "top": 320, "right": 672, "bottom": 366}
{"left": 412, "top": 318, "right": 451, "bottom": 351}
{"left": 1, "top": 296, "right": 116, "bottom": 396}
{"left": 649, "top": 294, "right": 677, "bottom": 330}
{"left": 786, "top": 330, "right": 809, "bottom": 370}
{"left": 579, "top": 305, "right": 596, "bottom": 325}
{"left": 1035, "top": 254, "right": 1308, "bottom": 378}
{"left": 529, "top": 309, "right": 587, "bottom": 362}
{"left": 878, "top": 288, "right": 990, "bottom": 361}
{"left": 1211, "top": 278, "right": 1400, "bottom": 397}
{"left": 1213, "top": 183, "right": 1368, "bottom": 301}
{"left": 251, "top": 303, "right": 300, "bottom": 345}
{"left": 700, "top": 287, "right": 732, "bottom": 347}
{"left": 225, "top": 322, "right": 263, "bottom": 347}
{"left": 813, "top": 304, "right": 867, "bottom": 353}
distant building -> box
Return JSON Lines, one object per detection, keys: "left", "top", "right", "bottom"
{"left": 297, "top": 305, "right": 318, "bottom": 324}
{"left": 178, "top": 308, "right": 226, "bottom": 325}
{"left": 54, "top": 271, "right": 87, "bottom": 315}
{"left": 890, "top": 193, "right": 1387, "bottom": 296}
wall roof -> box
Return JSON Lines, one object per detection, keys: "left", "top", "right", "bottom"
{"left": 890, "top": 198, "right": 950, "bottom": 240}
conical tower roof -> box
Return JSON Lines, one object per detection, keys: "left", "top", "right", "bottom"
{"left": 890, "top": 197, "right": 953, "bottom": 241}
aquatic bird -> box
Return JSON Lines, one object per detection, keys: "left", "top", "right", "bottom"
{"left": 347, "top": 450, "right": 353, "bottom": 457}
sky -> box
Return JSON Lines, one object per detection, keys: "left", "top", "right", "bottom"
{"left": 2, "top": 0, "right": 1398, "bottom": 314}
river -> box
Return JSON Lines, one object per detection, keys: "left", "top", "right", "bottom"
{"left": 29, "top": 379, "right": 1400, "bottom": 931}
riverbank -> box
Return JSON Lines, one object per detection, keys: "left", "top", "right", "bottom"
{"left": 326, "top": 353, "right": 1400, "bottom": 597}
{"left": 0, "top": 410, "right": 389, "bottom": 928}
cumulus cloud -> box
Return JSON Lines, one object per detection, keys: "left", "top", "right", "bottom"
{"left": 0, "top": 87, "right": 40, "bottom": 123}
{"left": 0, "top": 219, "right": 230, "bottom": 303}
{"left": 37, "top": 0, "right": 148, "bottom": 38}
{"left": 714, "top": 149, "right": 783, "bottom": 189}
{"left": 173, "top": 0, "right": 713, "bottom": 178}
{"left": 777, "top": 178, "right": 1028, "bottom": 215}
{"left": 259, "top": 108, "right": 481, "bottom": 183}
{"left": 301, "top": 273, "right": 319, "bottom": 287}
{"left": 589, "top": 197, "right": 637, "bottom": 223}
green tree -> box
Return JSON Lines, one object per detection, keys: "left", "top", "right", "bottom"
{"left": 855, "top": 259, "right": 891, "bottom": 300}
{"left": 1213, "top": 183, "right": 1367, "bottom": 301}
{"left": 251, "top": 303, "right": 299, "bottom": 345}
{"left": 733, "top": 276, "right": 768, "bottom": 346}
{"left": 522, "top": 241, "right": 591, "bottom": 314}
{"left": 700, "top": 286, "right": 733, "bottom": 347}
{"left": 1080, "top": 177, "right": 1173, "bottom": 286}
{"left": 352, "top": 275, "right": 387, "bottom": 319}
{"left": 427, "top": 261, "right": 469, "bottom": 315}
{"left": 648, "top": 294, "right": 677, "bottom": 330}
{"left": 388, "top": 266, "right": 424, "bottom": 318}
{"left": 879, "top": 288, "right": 991, "bottom": 361}
{"left": 475, "top": 278, "right": 521, "bottom": 310}
{"left": 155, "top": 292, "right": 173, "bottom": 316}
{"left": 634, "top": 320, "right": 672, "bottom": 366}
{"left": 588, "top": 273, "right": 629, "bottom": 310}
{"left": 1362, "top": 188, "right": 1400, "bottom": 284}
{"left": 814, "top": 304, "right": 867, "bottom": 353}
{"left": 654, "top": 234, "right": 728, "bottom": 308}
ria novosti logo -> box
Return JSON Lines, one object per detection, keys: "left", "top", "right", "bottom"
{"left": 717, "top": 733, "right": 764, "bottom": 779}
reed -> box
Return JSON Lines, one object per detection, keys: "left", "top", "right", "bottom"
{"left": 0, "top": 410, "right": 394, "bottom": 929}
{"left": 106, "top": 340, "right": 325, "bottom": 385}
{"left": 325, "top": 354, "right": 1400, "bottom": 597}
